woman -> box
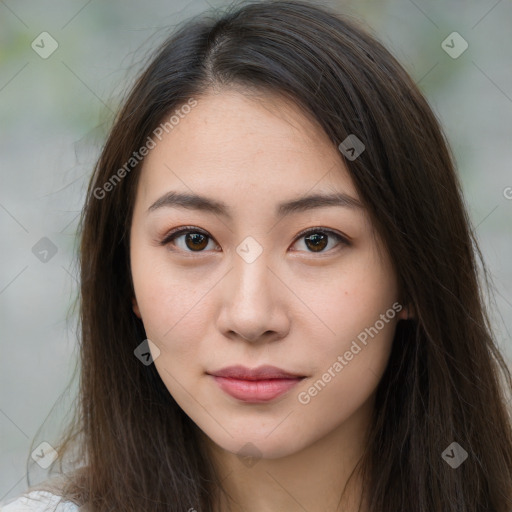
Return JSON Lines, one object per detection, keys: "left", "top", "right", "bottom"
{"left": 3, "top": 1, "right": 512, "bottom": 510}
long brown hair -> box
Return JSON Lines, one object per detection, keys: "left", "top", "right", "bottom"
{"left": 29, "top": 1, "right": 512, "bottom": 510}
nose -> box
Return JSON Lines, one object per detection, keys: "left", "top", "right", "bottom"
{"left": 216, "top": 252, "right": 290, "bottom": 344}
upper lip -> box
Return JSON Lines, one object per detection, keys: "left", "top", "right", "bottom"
{"left": 208, "top": 365, "right": 305, "bottom": 380}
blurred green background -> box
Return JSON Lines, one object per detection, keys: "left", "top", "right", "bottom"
{"left": 1, "top": 0, "right": 511, "bottom": 503}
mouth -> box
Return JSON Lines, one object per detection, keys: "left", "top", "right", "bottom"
{"left": 207, "top": 365, "right": 306, "bottom": 403}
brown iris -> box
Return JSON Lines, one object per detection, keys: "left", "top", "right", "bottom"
{"left": 184, "top": 232, "right": 209, "bottom": 251}
{"left": 304, "top": 232, "right": 328, "bottom": 252}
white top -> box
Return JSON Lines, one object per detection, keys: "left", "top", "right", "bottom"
{"left": 0, "top": 491, "right": 79, "bottom": 511}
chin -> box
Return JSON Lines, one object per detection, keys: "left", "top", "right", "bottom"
{"left": 206, "top": 427, "right": 307, "bottom": 461}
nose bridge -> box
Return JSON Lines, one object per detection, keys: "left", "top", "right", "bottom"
{"left": 231, "top": 239, "right": 275, "bottom": 307}
{"left": 218, "top": 238, "right": 287, "bottom": 342}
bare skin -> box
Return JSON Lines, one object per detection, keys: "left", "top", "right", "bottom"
{"left": 129, "top": 88, "right": 407, "bottom": 512}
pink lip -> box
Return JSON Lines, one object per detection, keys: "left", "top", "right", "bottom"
{"left": 212, "top": 376, "right": 303, "bottom": 402}
{"left": 208, "top": 365, "right": 305, "bottom": 403}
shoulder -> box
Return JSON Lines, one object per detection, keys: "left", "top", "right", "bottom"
{"left": 0, "top": 490, "right": 79, "bottom": 511}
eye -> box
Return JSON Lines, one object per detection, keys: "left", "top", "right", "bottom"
{"left": 160, "top": 226, "right": 219, "bottom": 253}
{"left": 160, "top": 226, "right": 349, "bottom": 255}
{"left": 291, "top": 227, "right": 349, "bottom": 254}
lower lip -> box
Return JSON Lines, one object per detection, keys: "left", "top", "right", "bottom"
{"left": 211, "top": 376, "right": 303, "bottom": 402}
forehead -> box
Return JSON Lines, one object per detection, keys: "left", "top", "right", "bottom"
{"left": 137, "top": 89, "right": 359, "bottom": 209}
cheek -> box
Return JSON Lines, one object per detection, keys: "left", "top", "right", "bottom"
{"left": 135, "top": 277, "right": 209, "bottom": 358}
{"left": 293, "top": 248, "right": 399, "bottom": 420}
{"left": 130, "top": 247, "right": 206, "bottom": 361}
{"left": 296, "top": 304, "right": 397, "bottom": 436}
{"left": 296, "top": 248, "right": 399, "bottom": 354}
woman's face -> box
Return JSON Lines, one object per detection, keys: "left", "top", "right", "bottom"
{"left": 129, "top": 89, "right": 406, "bottom": 460}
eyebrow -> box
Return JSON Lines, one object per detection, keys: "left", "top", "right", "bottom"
{"left": 147, "top": 190, "right": 364, "bottom": 219}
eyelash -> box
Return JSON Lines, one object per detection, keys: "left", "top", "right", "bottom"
{"left": 159, "top": 225, "right": 350, "bottom": 256}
